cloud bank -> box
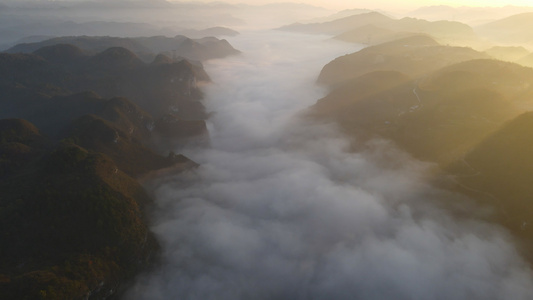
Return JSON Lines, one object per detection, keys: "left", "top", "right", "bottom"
{"left": 125, "top": 31, "right": 533, "bottom": 300}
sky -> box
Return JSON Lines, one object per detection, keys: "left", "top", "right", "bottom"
{"left": 179, "top": 0, "right": 533, "bottom": 10}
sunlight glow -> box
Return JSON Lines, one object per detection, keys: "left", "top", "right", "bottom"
{"left": 179, "top": 0, "right": 533, "bottom": 10}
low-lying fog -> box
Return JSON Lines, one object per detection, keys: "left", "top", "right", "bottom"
{"left": 125, "top": 31, "right": 533, "bottom": 300}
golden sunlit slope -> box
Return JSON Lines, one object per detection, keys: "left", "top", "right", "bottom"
{"left": 313, "top": 38, "right": 533, "bottom": 164}
{"left": 452, "top": 111, "right": 533, "bottom": 243}
{"left": 484, "top": 46, "right": 531, "bottom": 62}
{"left": 317, "top": 35, "right": 487, "bottom": 87}
{"left": 311, "top": 39, "right": 533, "bottom": 250}
{"left": 476, "top": 12, "right": 533, "bottom": 45}
{"left": 518, "top": 53, "right": 533, "bottom": 68}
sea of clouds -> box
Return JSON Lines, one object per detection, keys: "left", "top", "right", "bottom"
{"left": 125, "top": 31, "right": 533, "bottom": 300}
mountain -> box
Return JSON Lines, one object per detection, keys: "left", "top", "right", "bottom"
{"left": 33, "top": 43, "right": 87, "bottom": 65}
{"left": 308, "top": 8, "right": 380, "bottom": 23}
{"left": 313, "top": 57, "right": 533, "bottom": 164}
{"left": 177, "top": 26, "right": 239, "bottom": 38}
{"left": 0, "top": 41, "right": 204, "bottom": 298}
{"left": 318, "top": 35, "right": 487, "bottom": 87}
{"left": 0, "top": 20, "right": 175, "bottom": 50}
{"left": 312, "top": 49, "right": 533, "bottom": 248}
{"left": 6, "top": 35, "right": 240, "bottom": 62}
{"left": 333, "top": 24, "right": 418, "bottom": 45}
{"left": 407, "top": 5, "right": 533, "bottom": 26}
{"left": 280, "top": 12, "right": 476, "bottom": 44}
{"left": 484, "top": 46, "right": 530, "bottom": 62}
{"left": 0, "top": 45, "right": 211, "bottom": 121}
{"left": 279, "top": 12, "right": 394, "bottom": 35}
{"left": 7, "top": 36, "right": 151, "bottom": 56}
{"left": 450, "top": 112, "right": 533, "bottom": 240}
{"left": 87, "top": 47, "right": 145, "bottom": 70}
{"left": 476, "top": 12, "right": 533, "bottom": 45}
{"left": 0, "top": 130, "right": 160, "bottom": 299}
{"left": 518, "top": 53, "right": 533, "bottom": 68}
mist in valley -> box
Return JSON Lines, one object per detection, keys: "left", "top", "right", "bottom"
{"left": 2, "top": 1, "right": 533, "bottom": 299}
{"left": 124, "top": 31, "right": 533, "bottom": 300}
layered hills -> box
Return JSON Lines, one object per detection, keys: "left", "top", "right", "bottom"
{"left": 476, "top": 12, "right": 533, "bottom": 45}
{"left": 0, "top": 39, "right": 213, "bottom": 298}
{"left": 317, "top": 35, "right": 488, "bottom": 87}
{"left": 6, "top": 35, "right": 240, "bottom": 63}
{"left": 279, "top": 11, "right": 476, "bottom": 45}
{"left": 311, "top": 35, "right": 533, "bottom": 253}
{"left": 0, "top": 43, "right": 211, "bottom": 121}
{"left": 450, "top": 112, "right": 533, "bottom": 241}
{"left": 314, "top": 37, "right": 533, "bottom": 164}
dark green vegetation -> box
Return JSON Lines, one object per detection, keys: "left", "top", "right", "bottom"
{"left": 312, "top": 33, "right": 533, "bottom": 259}
{"left": 7, "top": 35, "right": 240, "bottom": 63}
{"left": 0, "top": 38, "right": 212, "bottom": 299}
{"left": 0, "top": 43, "right": 212, "bottom": 122}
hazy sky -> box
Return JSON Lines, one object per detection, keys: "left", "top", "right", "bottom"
{"left": 180, "top": 0, "right": 533, "bottom": 10}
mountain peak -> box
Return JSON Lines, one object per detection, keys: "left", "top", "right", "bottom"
{"left": 88, "top": 47, "right": 144, "bottom": 69}
{"left": 33, "top": 44, "right": 86, "bottom": 64}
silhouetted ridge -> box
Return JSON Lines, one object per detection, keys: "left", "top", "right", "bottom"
{"left": 33, "top": 43, "right": 87, "bottom": 64}
{"left": 0, "top": 119, "right": 42, "bottom": 142}
{"left": 151, "top": 53, "right": 174, "bottom": 65}
{"left": 7, "top": 35, "right": 240, "bottom": 62}
{"left": 279, "top": 11, "right": 393, "bottom": 34}
{"left": 88, "top": 46, "right": 144, "bottom": 69}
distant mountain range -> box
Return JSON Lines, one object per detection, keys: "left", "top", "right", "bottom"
{"left": 476, "top": 13, "right": 533, "bottom": 45}
{"left": 317, "top": 35, "right": 487, "bottom": 87}
{"left": 407, "top": 5, "right": 533, "bottom": 26}
{"left": 279, "top": 11, "right": 476, "bottom": 45}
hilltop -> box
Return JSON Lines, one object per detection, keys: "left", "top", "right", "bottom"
{"left": 0, "top": 38, "right": 214, "bottom": 298}
{"left": 317, "top": 35, "right": 487, "bottom": 87}
{"left": 279, "top": 11, "right": 476, "bottom": 45}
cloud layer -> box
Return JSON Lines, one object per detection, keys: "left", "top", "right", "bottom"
{"left": 125, "top": 31, "right": 533, "bottom": 300}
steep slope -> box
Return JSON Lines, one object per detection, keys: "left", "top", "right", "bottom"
{"left": 0, "top": 112, "right": 196, "bottom": 298}
{"left": 451, "top": 112, "right": 533, "bottom": 239}
{"left": 0, "top": 138, "right": 158, "bottom": 300}
{"left": 0, "top": 47, "right": 210, "bottom": 121}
